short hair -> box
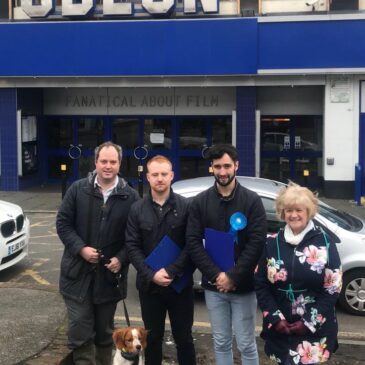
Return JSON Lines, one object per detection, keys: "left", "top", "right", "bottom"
{"left": 94, "top": 142, "right": 123, "bottom": 162}
{"left": 206, "top": 144, "right": 238, "bottom": 162}
{"left": 275, "top": 182, "right": 318, "bottom": 221}
{"left": 146, "top": 155, "right": 172, "bottom": 172}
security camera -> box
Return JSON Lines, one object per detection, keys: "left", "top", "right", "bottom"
{"left": 305, "top": 0, "right": 319, "bottom": 5}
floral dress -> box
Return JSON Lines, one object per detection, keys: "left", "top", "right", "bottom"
{"left": 255, "top": 224, "right": 342, "bottom": 364}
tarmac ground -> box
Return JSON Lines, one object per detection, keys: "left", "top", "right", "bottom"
{"left": 1, "top": 185, "right": 365, "bottom": 364}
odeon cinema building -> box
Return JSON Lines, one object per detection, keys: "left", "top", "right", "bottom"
{"left": 1, "top": 0, "right": 365, "bottom": 198}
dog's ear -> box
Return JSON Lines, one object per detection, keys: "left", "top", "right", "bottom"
{"left": 112, "top": 328, "right": 129, "bottom": 347}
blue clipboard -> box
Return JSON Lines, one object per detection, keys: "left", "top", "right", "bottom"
{"left": 204, "top": 228, "right": 235, "bottom": 271}
{"left": 144, "top": 235, "right": 192, "bottom": 293}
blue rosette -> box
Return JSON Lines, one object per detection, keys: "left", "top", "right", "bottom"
{"left": 229, "top": 212, "right": 247, "bottom": 243}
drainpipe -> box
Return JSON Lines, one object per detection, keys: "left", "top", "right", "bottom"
{"left": 355, "top": 164, "right": 362, "bottom": 206}
{"left": 8, "top": 0, "right": 13, "bottom": 20}
{"left": 326, "top": 0, "right": 331, "bottom": 12}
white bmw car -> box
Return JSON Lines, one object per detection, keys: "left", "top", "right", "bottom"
{"left": 0, "top": 200, "right": 30, "bottom": 271}
{"left": 172, "top": 176, "right": 365, "bottom": 316}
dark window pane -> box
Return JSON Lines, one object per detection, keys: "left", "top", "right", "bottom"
{"left": 112, "top": 118, "right": 139, "bottom": 149}
{"left": 79, "top": 156, "right": 95, "bottom": 179}
{"left": 212, "top": 117, "right": 232, "bottom": 144}
{"left": 48, "top": 156, "right": 72, "bottom": 178}
{"left": 144, "top": 118, "right": 172, "bottom": 150}
{"left": 180, "top": 119, "right": 207, "bottom": 149}
{"left": 47, "top": 118, "right": 73, "bottom": 149}
{"left": 78, "top": 118, "right": 104, "bottom": 148}
{"left": 120, "top": 156, "right": 139, "bottom": 181}
{"left": 261, "top": 157, "right": 290, "bottom": 183}
{"left": 180, "top": 157, "right": 209, "bottom": 179}
{"left": 261, "top": 118, "right": 291, "bottom": 152}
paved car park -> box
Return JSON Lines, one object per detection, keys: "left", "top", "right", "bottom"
{"left": 1, "top": 187, "right": 365, "bottom": 364}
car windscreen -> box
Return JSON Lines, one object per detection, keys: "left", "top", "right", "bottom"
{"left": 260, "top": 197, "right": 285, "bottom": 233}
{"left": 318, "top": 203, "right": 364, "bottom": 232}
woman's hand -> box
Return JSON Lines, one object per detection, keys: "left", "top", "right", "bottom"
{"left": 289, "top": 320, "right": 310, "bottom": 335}
{"left": 274, "top": 320, "right": 291, "bottom": 335}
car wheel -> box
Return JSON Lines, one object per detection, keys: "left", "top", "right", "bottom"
{"left": 339, "top": 269, "right": 365, "bottom": 316}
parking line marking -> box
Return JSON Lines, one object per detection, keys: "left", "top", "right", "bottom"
{"left": 33, "top": 259, "right": 50, "bottom": 267}
{"left": 12, "top": 269, "right": 51, "bottom": 286}
{"left": 31, "top": 234, "right": 58, "bottom": 239}
{"left": 30, "top": 221, "right": 54, "bottom": 228}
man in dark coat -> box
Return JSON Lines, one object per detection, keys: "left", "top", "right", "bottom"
{"left": 56, "top": 141, "right": 139, "bottom": 365}
{"left": 125, "top": 155, "right": 196, "bottom": 365}
{"left": 186, "top": 144, "right": 267, "bottom": 365}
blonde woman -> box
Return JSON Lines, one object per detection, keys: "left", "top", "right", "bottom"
{"left": 255, "top": 183, "right": 342, "bottom": 365}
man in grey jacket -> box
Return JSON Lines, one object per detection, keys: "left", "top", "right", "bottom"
{"left": 56, "top": 141, "right": 139, "bottom": 365}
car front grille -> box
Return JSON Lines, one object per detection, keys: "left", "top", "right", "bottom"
{"left": 16, "top": 215, "right": 24, "bottom": 232}
{"left": 0, "top": 214, "right": 25, "bottom": 238}
{"left": 1, "top": 220, "right": 16, "bottom": 238}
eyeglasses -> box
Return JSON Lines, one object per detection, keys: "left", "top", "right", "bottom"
{"left": 212, "top": 163, "right": 233, "bottom": 170}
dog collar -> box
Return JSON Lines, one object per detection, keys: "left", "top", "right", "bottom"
{"left": 121, "top": 349, "right": 140, "bottom": 365}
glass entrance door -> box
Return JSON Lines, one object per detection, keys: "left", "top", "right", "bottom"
{"left": 260, "top": 116, "right": 323, "bottom": 188}
{"left": 112, "top": 117, "right": 173, "bottom": 182}
{"left": 46, "top": 115, "right": 232, "bottom": 184}
{"left": 46, "top": 116, "right": 105, "bottom": 182}
{"left": 177, "top": 117, "right": 232, "bottom": 179}
{"left": 113, "top": 116, "right": 232, "bottom": 182}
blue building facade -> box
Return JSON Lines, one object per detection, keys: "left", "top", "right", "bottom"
{"left": 1, "top": 1, "right": 365, "bottom": 198}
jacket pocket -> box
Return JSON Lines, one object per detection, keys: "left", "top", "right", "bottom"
{"left": 64, "top": 256, "right": 87, "bottom": 280}
{"left": 168, "top": 222, "right": 187, "bottom": 248}
{"left": 140, "top": 222, "right": 153, "bottom": 243}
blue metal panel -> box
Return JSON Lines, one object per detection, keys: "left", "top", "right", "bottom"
{"left": 0, "top": 18, "right": 257, "bottom": 76}
{"left": 0, "top": 89, "right": 18, "bottom": 191}
{"left": 236, "top": 86, "right": 256, "bottom": 177}
{"left": 259, "top": 20, "right": 365, "bottom": 70}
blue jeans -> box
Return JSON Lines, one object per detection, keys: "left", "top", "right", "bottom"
{"left": 205, "top": 290, "right": 259, "bottom": 365}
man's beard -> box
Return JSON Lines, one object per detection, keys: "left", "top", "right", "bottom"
{"left": 214, "top": 171, "right": 236, "bottom": 187}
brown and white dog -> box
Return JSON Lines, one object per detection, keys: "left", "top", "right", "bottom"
{"left": 112, "top": 327, "right": 148, "bottom": 365}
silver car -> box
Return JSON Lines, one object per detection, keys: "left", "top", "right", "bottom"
{"left": 172, "top": 176, "right": 365, "bottom": 316}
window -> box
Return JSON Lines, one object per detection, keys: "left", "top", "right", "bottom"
{"left": 260, "top": 197, "right": 284, "bottom": 233}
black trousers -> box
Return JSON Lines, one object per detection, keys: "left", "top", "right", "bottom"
{"left": 63, "top": 289, "right": 117, "bottom": 350}
{"left": 139, "top": 286, "right": 196, "bottom": 365}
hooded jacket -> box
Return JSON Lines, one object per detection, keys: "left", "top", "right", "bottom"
{"left": 56, "top": 172, "right": 139, "bottom": 303}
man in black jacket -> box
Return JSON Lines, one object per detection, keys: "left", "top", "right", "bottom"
{"left": 56, "top": 141, "right": 139, "bottom": 365}
{"left": 126, "top": 155, "right": 196, "bottom": 365}
{"left": 186, "top": 144, "right": 267, "bottom": 365}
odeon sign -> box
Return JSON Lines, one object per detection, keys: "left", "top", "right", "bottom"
{"left": 21, "top": 0, "right": 219, "bottom": 18}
